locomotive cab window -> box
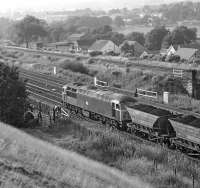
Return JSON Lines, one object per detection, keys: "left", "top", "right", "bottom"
{"left": 116, "top": 104, "right": 120, "bottom": 110}
{"left": 66, "top": 87, "right": 77, "bottom": 98}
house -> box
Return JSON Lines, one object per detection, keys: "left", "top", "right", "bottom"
{"left": 44, "top": 33, "right": 86, "bottom": 53}
{"left": 175, "top": 48, "right": 200, "bottom": 62}
{"left": 140, "top": 51, "right": 149, "bottom": 59}
{"left": 67, "top": 33, "right": 85, "bottom": 52}
{"left": 89, "top": 40, "right": 120, "bottom": 54}
{"left": 45, "top": 41, "right": 73, "bottom": 52}
{"left": 160, "top": 45, "right": 176, "bottom": 57}
{"left": 119, "top": 40, "right": 145, "bottom": 57}
{"left": 67, "top": 33, "right": 85, "bottom": 42}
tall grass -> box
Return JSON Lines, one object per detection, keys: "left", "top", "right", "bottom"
{"left": 170, "top": 94, "right": 200, "bottom": 112}
{"left": 0, "top": 121, "right": 149, "bottom": 188}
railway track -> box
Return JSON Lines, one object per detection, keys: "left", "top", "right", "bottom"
{"left": 20, "top": 68, "right": 200, "bottom": 118}
{"left": 4, "top": 46, "right": 199, "bottom": 116}
{"left": 26, "top": 83, "right": 61, "bottom": 105}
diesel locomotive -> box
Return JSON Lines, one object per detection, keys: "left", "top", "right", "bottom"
{"left": 61, "top": 83, "right": 200, "bottom": 154}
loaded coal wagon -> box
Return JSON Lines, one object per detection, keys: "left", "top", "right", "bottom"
{"left": 62, "top": 83, "right": 136, "bottom": 128}
{"left": 168, "top": 115, "right": 200, "bottom": 153}
{"left": 126, "top": 103, "right": 176, "bottom": 141}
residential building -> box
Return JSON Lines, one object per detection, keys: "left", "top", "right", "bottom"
{"left": 175, "top": 48, "right": 200, "bottom": 62}
{"left": 160, "top": 45, "right": 176, "bottom": 57}
{"left": 67, "top": 33, "right": 85, "bottom": 52}
{"left": 44, "top": 33, "right": 86, "bottom": 52}
{"left": 89, "top": 40, "right": 120, "bottom": 54}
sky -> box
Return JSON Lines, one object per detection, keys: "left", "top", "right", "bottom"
{"left": 0, "top": 0, "right": 198, "bottom": 12}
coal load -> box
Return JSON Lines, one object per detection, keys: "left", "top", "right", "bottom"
{"left": 132, "top": 104, "right": 171, "bottom": 116}
{"left": 175, "top": 115, "right": 197, "bottom": 124}
{"left": 189, "top": 118, "right": 200, "bottom": 128}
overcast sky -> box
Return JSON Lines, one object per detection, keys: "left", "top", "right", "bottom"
{"left": 0, "top": 0, "right": 197, "bottom": 12}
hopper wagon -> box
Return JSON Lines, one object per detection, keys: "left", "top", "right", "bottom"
{"left": 126, "top": 104, "right": 176, "bottom": 142}
{"left": 169, "top": 115, "right": 200, "bottom": 153}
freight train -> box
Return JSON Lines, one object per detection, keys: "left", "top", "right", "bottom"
{"left": 61, "top": 82, "right": 200, "bottom": 155}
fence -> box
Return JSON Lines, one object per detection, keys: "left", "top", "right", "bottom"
{"left": 173, "top": 69, "right": 183, "bottom": 78}
{"left": 94, "top": 77, "right": 109, "bottom": 87}
{"left": 136, "top": 88, "right": 158, "bottom": 99}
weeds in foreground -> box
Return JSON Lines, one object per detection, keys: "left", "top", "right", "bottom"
{"left": 49, "top": 120, "right": 200, "bottom": 188}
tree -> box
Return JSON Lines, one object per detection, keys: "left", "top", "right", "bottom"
{"left": 145, "top": 26, "right": 169, "bottom": 50}
{"left": 162, "top": 33, "right": 172, "bottom": 49}
{"left": 162, "top": 26, "right": 197, "bottom": 48}
{"left": 120, "top": 42, "right": 135, "bottom": 56}
{"left": 48, "top": 25, "right": 66, "bottom": 42}
{"left": 110, "top": 32, "right": 125, "bottom": 46}
{"left": 93, "top": 25, "right": 112, "bottom": 34}
{"left": 0, "top": 63, "right": 28, "bottom": 127}
{"left": 15, "top": 15, "right": 47, "bottom": 48}
{"left": 171, "top": 26, "right": 197, "bottom": 45}
{"left": 114, "top": 16, "right": 125, "bottom": 28}
{"left": 98, "top": 16, "right": 113, "bottom": 26}
{"left": 126, "top": 32, "right": 145, "bottom": 45}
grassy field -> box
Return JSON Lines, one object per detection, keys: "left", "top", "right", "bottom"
{"left": 23, "top": 117, "right": 200, "bottom": 188}
{"left": 0, "top": 121, "right": 150, "bottom": 188}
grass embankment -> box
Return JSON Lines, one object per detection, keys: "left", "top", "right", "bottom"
{"left": 0, "top": 121, "right": 150, "bottom": 188}
{"left": 26, "top": 119, "right": 200, "bottom": 188}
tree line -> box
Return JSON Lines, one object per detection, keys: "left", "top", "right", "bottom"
{"left": 2, "top": 15, "right": 198, "bottom": 52}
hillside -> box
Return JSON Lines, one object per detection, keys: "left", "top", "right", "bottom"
{"left": 0, "top": 121, "right": 150, "bottom": 188}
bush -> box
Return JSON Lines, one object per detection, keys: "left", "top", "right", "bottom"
{"left": 76, "top": 56, "right": 81, "bottom": 61}
{"left": 166, "top": 55, "right": 180, "bottom": 62}
{"left": 113, "top": 83, "right": 121, "bottom": 88}
{"left": 112, "top": 71, "right": 122, "bottom": 77}
{"left": 87, "top": 134, "right": 136, "bottom": 163}
{"left": 60, "top": 60, "right": 89, "bottom": 75}
{"left": 87, "top": 58, "right": 95, "bottom": 64}
{"left": 89, "top": 51, "right": 102, "bottom": 57}
{"left": 105, "top": 51, "right": 119, "bottom": 56}
{"left": 89, "top": 69, "right": 98, "bottom": 76}
{"left": 124, "top": 158, "right": 154, "bottom": 177}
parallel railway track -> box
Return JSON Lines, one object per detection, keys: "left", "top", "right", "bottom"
{"left": 21, "top": 68, "right": 200, "bottom": 118}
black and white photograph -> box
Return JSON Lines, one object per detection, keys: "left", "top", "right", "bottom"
{"left": 0, "top": 0, "right": 200, "bottom": 187}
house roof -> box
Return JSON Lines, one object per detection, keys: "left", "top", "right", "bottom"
{"left": 89, "top": 40, "right": 112, "bottom": 51}
{"left": 175, "top": 48, "right": 198, "bottom": 60}
{"left": 47, "top": 41, "right": 73, "bottom": 47}
{"left": 67, "top": 33, "right": 85, "bottom": 42}
{"left": 160, "top": 45, "right": 177, "bottom": 55}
